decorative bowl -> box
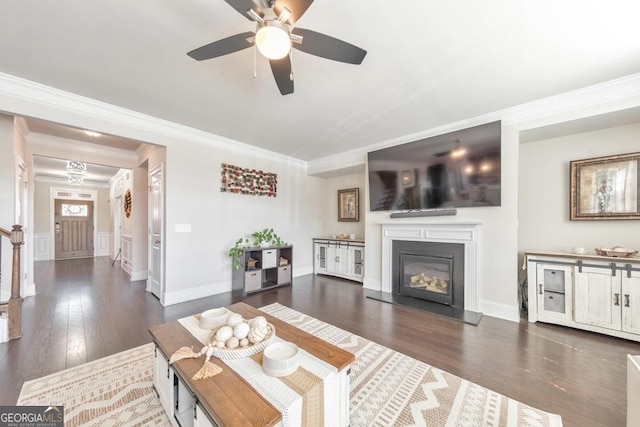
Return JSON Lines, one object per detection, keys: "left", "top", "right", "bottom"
{"left": 262, "top": 341, "right": 299, "bottom": 377}
{"left": 199, "top": 308, "right": 230, "bottom": 330}
{"left": 594, "top": 246, "right": 638, "bottom": 258}
{"left": 209, "top": 323, "right": 276, "bottom": 360}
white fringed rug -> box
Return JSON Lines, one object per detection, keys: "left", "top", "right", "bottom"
{"left": 18, "top": 303, "right": 563, "bottom": 426}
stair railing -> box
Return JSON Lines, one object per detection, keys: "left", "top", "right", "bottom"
{"left": 0, "top": 225, "right": 24, "bottom": 340}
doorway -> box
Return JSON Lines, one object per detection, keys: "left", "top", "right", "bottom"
{"left": 147, "top": 165, "right": 163, "bottom": 298}
{"left": 54, "top": 199, "right": 94, "bottom": 259}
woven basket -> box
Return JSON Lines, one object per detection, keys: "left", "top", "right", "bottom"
{"left": 594, "top": 246, "right": 638, "bottom": 258}
{"left": 209, "top": 323, "right": 276, "bottom": 360}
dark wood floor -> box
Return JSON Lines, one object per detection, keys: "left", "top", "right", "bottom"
{"left": 1, "top": 257, "right": 638, "bottom": 426}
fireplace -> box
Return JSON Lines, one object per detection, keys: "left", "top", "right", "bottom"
{"left": 380, "top": 222, "right": 480, "bottom": 313}
{"left": 392, "top": 240, "right": 465, "bottom": 308}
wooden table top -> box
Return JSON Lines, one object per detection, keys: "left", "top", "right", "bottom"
{"left": 149, "top": 302, "right": 355, "bottom": 427}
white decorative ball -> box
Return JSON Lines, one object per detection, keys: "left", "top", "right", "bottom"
{"left": 248, "top": 325, "right": 269, "bottom": 344}
{"left": 215, "top": 325, "right": 233, "bottom": 343}
{"left": 226, "top": 313, "right": 244, "bottom": 327}
{"left": 234, "top": 322, "right": 250, "bottom": 340}
{"left": 239, "top": 338, "right": 249, "bottom": 347}
{"left": 252, "top": 316, "right": 268, "bottom": 329}
{"left": 226, "top": 336, "right": 240, "bottom": 349}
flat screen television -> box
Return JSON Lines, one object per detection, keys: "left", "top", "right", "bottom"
{"left": 368, "top": 121, "right": 501, "bottom": 211}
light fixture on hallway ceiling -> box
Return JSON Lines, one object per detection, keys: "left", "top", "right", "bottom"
{"left": 68, "top": 174, "right": 84, "bottom": 185}
{"left": 84, "top": 130, "right": 101, "bottom": 137}
{"left": 450, "top": 140, "right": 467, "bottom": 159}
{"left": 67, "top": 160, "right": 86, "bottom": 173}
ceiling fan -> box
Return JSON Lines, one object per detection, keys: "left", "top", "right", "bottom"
{"left": 187, "top": 0, "right": 367, "bottom": 95}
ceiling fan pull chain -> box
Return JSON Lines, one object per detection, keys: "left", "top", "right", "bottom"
{"left": 253, "top": 44, "right": 257, "bottom": 78}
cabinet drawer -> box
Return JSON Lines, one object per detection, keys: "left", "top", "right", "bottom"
{"left": 543, "top": 269, "right": 565, "bottom": 292}
{"left": 277, "top": 266, "right": 291, "bottom": 284}
{"left": 262, "top": 249, "right": 277, "bottom": 269}
{"left": 543, "top": 291, "right": 565, "bottom": 313}
{"left": 245, "top": 270, "right": 262, "bottom": 292}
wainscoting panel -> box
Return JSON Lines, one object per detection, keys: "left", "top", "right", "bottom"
{"left": 96, "top": 233, "right": 111, "bottom": 257}
{"left": 34, "top": 234, "right": 49, "bottom": 261}
{"left": 121, "top": 235, "right": 132, "bottom": 276}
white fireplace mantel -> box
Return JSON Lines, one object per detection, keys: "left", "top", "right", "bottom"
{"left": 380, "top": 221, "right": 481, "bottom": 312}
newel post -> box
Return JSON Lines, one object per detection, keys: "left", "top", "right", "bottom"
{"left": 8, "top": 224, "right": 23, "bottom": 340}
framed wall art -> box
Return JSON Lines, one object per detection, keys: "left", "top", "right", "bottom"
{"left": 570, "top": 152, "right": 640, "bottom": 220}
{"left": 220, "top": 163, "right": 277, "bottom": 197}
{"left": 338, "top": 188, "right": 359, "bottom": 222}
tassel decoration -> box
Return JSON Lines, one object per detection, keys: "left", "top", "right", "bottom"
{"left": 192, "top": 356, "right": 222, "bottom": 380}
{"left": 169, "top": 346, "right": 198, "bottom": 364}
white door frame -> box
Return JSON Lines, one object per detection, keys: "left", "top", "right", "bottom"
{"left": 148, "top": 164, "right": 164, "bottom": 300}
{"left": 16, "top": 157, "right": 30, "bottom": 296}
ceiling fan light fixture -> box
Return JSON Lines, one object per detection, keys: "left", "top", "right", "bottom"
{"left": 255, "top": 21, "right": 291, "bottom": 60}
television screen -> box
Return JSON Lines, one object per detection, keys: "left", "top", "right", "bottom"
{"left": 368, "top": 121, "right": 501, "bottom": 211}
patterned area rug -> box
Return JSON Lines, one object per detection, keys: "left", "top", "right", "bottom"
{"left": 18, "top": 304, "right": 563, "bottom": 426}
{"left": 17, "top": 343, "right": 171, "bottom": 426}
{"left": 261, "top": 303, "right": 562, "bottom": 427}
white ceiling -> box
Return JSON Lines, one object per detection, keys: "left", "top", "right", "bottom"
{"left": 2, "top": 0, "right": 640, "bottom": 161}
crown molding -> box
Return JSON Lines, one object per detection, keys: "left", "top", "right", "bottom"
{"left": 0, "top": 72, "right": 307, "bottom": 169}
{"left": 308, "top": 73, "right": 640, "bottom": 175}
{"left": 27, "top": 132, "right": 138, "bottom": 162}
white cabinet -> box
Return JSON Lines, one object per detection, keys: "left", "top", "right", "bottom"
{"left": 526, "top": 251, "right": 640, "bottom": 342}
{"left": 574, "top": 266, "right": 621, "bottom": 330}
{"left": 154, "top": 346, "right": 174, "bottom": 420}
{"left": 314, "top": 243, "right": 327, "bottom": 274}
{"left": 154, "top": 344, "right": 219, "bottom": 427}
{"left": 535, "top": 264, "right": 573, "bottom": 324}
{"left": 327, "top": 242, "right": 350, "bottom": 276}
{"left": 313, "top": 238, "right": 364, "bottom": 283}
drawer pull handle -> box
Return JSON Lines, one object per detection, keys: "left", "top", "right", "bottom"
{"left": 614, "top": 293, "right": 620, "bottom": 306}
{"left": 625, "top": 294, "right": 630, "bottom": 307}
{"left": 538, "top": 284, "right": 543, "bottom": 295}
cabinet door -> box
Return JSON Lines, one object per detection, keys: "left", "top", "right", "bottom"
{"left": 535, "top": 264, "right": 573, "bottom": 323}
{"left": 349, "top": 245, "right": 364, "bottom": 279}
{"left": 622, "top": 269, "right": 640, "bottom": 335}
{"left": 154, "top": 346, "right": 174, "bottom": 418}
{"left": 327, "top": 242, "right": 349, "bottom": 275}
{"left": 574, "top": 266, "right": 621, "bottom": 330}
{"left": 314, "top": 243, "right": 327, "bottom": 274}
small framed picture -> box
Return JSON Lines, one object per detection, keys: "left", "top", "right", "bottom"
{"left": 570, "top": 152, "right": 640, "bottom": 220}
{"left": 338, "top": 188, "right": 359, "bottom": 222}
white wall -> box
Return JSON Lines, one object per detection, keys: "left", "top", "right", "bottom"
{"left": 519, "top": 123, "right": 640, "bottom": 255}
{"left": 323, "top": 173, "right": 366, "bottom": 239}
{"left": 161, "top": 142, "right": 326, "bottom": 305}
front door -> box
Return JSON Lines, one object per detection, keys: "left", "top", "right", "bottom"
{"left": 148, "top": 165, "right": 163, "bottom": 298}
{"left": 54, "top": 199, "right": 94, "bottom": 259}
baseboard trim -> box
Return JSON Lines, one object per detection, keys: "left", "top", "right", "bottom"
{"left": 479, "top": 300, "right": 519, "bottom": 322}
{"left": 130, "top": 270, "right": 148, "bottom": 281}
{"left": 163, "top": 281, "right": 232, "bottom": 306}
{"left": 363, "top": 278, "right": 382, "bottom": 291}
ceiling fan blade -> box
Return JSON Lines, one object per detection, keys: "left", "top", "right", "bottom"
{"left": 273, "top": 0, "right": 314, "bottom": 25}
{"left": 187, "top": 32, "right": 255, "bottom": 61}
{"left": 269, "top": 56, "right": 294, "bottom": 95}
{"left": 222, "top": 0, "right": 264, "bottom": 21}
{"left": 291, "top": 28, "right": 366, "bottom": 64}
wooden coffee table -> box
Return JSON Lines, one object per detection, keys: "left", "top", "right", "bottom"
{"left": 150, "top": 302, "right": 354, "bottom": 427}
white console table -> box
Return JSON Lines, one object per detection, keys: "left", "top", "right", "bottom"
{"left": 525, "top": 251, "right": 640, "bottom": 342}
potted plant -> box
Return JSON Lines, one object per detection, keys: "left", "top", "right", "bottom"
{"left": 229, "top": 229, "right": 288, "bottom": 270}
{"left": 229, "top": 237, "right": 250, "bottom": 270}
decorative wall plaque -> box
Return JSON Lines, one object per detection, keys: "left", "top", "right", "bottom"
{"left": 220, "top": 163, "right": 277, "bottom": 197}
